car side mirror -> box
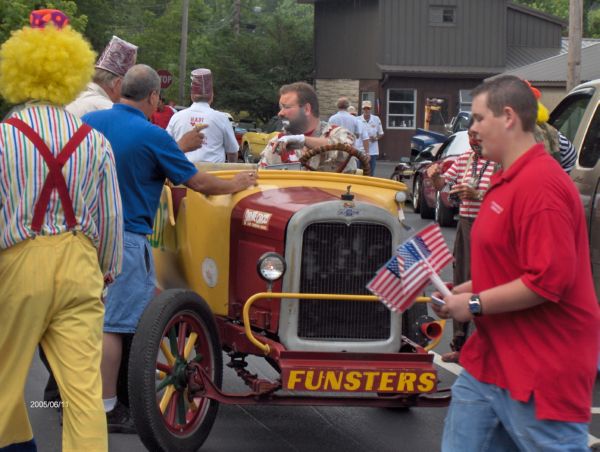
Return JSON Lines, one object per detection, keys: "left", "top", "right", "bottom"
{"left": 444, "top": 123, "right": 453, "bottom": 134}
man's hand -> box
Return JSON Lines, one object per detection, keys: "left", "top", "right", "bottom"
{"left": 178, "top": 129, "right": 205, "bottom": 153}
{"left": 426, "top": 162, "right": 442, "bottom": 179}
{"left": 231, "top": 171, "right": 258, "bottom": 192}
{"left": 449, "top": 183, "right": 480, "bottom": 201}
{"left": 431, "top": 292, "right": 473, "bottom": 323}
{"left": 277, "top": 134, "right": 305, "bottom": 146}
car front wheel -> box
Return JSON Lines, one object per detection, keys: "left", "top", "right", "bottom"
{"left": 412, "top": 177, "right": 421, "bottom": 213}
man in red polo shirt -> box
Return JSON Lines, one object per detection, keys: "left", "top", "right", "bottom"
{"left": 433, "top": 75, "right": 600, "bottom": 451}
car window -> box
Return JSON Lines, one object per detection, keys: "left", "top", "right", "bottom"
{"left": 437, "top": 136, "right": 455, "bottom": 160}
{"left": 454, "top": 114, "right": 471, "bottom": 132}
{"left": 578, "top": 104, "right": 600, "bottom": 168}
{"left": 264, "top": 117, "right": 283, "bottom": 134}
{"left": 550, "top": 89, "right": 594, "bottom": 143}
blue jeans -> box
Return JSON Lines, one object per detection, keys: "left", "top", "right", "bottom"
{"left": 369, "top": 154, "right": 377, "bottom": 175}
{"left": 442, "top": 370, "right": 589, "bottom": 452}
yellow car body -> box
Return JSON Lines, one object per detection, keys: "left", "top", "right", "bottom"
{"left": 240, "top": 117, "right": 283, "bottom": 163}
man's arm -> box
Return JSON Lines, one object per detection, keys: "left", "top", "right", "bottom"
{"left": 432, "top": 278, "right": 546, "bottom": 322}
{"left": 184, "top": 170, "right": 257, "bottom": 195}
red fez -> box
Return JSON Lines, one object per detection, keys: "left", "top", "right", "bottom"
{"left": 29, "top": 9, "right": 69, "bottom": 29}
{"left": 191, "top": 68, "right": 213, "bottom": 96}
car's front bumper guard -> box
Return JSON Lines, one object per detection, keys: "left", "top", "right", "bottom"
{"left": 242, "top": 292, "right": 445, "bottom": 356}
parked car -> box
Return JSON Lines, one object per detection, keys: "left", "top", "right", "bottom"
{"left": 410, "top": 111, "right": 471, "bottom": 159}
{"left": 412, "top": 131, "right": 471, "bottom": 226}
{"left": 549, "top": 79, "right": 600, "bottom": 297}
{"left": 131, "top": 146, "right": 449, "bottom": 450}
{"left": 390, "top": 143, "right": 443, "bottom": 212}
{"left": 240, "top": 116, "right": 284, "bottom": 163}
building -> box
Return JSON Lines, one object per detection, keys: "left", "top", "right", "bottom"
{"left": 299, "top": 0, "right": 566, "bottom": 160}
{"left": 493, "top": 39, "right": 600, "bottom": 110}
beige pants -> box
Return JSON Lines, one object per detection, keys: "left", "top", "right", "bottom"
{"left": 0, "top": 233, "right": 107, "bottom": 451}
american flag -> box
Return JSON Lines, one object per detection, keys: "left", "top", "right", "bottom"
{"left": 367, "top": 224, "right": 453, "bottom": 312}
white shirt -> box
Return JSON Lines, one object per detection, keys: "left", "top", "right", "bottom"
{"left": 328, "top": 110, "right": 369, "bottom": 146}
{"left": 358, "top": 114, "right": 384, "bottom": 156}
{"left": 167, "top": 102, "right": 238, "bottom": 163}
{"left": 66, "top": 82, "right": 113, "bottom": 117}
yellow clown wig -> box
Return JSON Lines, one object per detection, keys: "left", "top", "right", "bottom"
{"left": 0, "top": 15, "right": 95, "bottom": 106}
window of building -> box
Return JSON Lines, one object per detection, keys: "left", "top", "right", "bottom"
{"left": 459, "top": 89, "right": 472, "bottom": 112}
{"left": 387, "top": 89, "right": 416, "bottom": 129}
{"left": 429, "top": 6, "right": 456, "bottom": 26}
{"left": 361, "top": 91, "right": 375, "bottom": 111}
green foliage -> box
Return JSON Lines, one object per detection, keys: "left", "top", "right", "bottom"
{"left": 0, "top": 0, "right": 313, "bottom": 122}
{"left": 513, "top": 0, "right": 600, "bottom": 37}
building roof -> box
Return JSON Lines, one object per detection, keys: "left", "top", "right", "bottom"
{"left": 491, "top": 42, "right": 600, "bottom": 85}
{"left": 506, "top": 3, "right": 566, "bottom": 27}
{"left": 378, "top": 64, "right": 504, "bottom": 78}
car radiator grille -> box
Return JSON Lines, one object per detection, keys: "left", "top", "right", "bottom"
{"left": 297, "top": 222, "right": 392, "bottom": 340}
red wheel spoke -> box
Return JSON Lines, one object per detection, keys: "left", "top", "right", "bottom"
{"left": 166, "top": 390, "right": 178, "bottom": 426}
{"left": 177, "top": 321, "right": 188, "bottom": 358}
{"left": 156, "top": 362, "right": 171, "bottom": 373}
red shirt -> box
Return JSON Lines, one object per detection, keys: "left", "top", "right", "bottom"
{"left": 151, "top": 106, "right": 175, "bottom": 129}
{"left": 462, "top": 143, "right": 600, "bottom": 422}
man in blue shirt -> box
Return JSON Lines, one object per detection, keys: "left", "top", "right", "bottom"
{"left": 83, "top": 64, "right": 256, "bottom": 433}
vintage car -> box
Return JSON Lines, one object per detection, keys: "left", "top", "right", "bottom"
{"left": 412, "top": 131, "right": 470, "bottom": 227}
{"left": 550, "top": 78, "right": 600, "bottom": 297}
{"left": 240, "top": 116, "right": 284, "bottom": 163}
{"left": 127, "top": 145, "right": 449, "bottom": 451}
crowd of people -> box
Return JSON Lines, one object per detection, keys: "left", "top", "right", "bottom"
{"left": 0, "top": 8, "right": 598, "bottom": 452}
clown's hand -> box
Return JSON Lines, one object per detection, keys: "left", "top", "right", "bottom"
{"left": 277, "top": 134, "right": 305, "bottom": 146}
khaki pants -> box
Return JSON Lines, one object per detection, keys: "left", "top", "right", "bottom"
{"left": 0, "top": 233, "right": 107, "bottom": 451}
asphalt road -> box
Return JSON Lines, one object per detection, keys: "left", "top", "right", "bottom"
{"left": 24, "top": 161, "right": 600, "bottom": 451}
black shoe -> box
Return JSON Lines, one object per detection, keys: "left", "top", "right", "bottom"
{"left": 106, "top": 401, "right": 136, "bottom": 434}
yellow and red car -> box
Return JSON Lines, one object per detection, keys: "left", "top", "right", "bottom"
{"left": 128, "top": 146, "right": 449, "bottom": 451}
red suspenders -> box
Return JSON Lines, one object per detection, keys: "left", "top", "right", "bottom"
{"left": 3, "top": 118, "right": 92, "bottom": 233}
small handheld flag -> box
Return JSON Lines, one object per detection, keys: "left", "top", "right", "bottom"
{"left": 367, "top": 224, "right": 453, "bottom": 312}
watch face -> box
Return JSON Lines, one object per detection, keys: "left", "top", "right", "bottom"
{"left": 469, "top": 297, "right": 482, "bottom": 316}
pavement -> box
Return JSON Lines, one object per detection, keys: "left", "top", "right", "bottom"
{"left": 23, "top": 161, "right": 600, "bottom": 451}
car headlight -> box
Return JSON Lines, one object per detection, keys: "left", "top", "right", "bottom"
{"left": 257, "top": 252, "right": 286, "bottom": 282}
{"left": 395, "top": 191, "right": 407, "bottom": 204}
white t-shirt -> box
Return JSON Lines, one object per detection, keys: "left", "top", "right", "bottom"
{"left": 167, "top": 102, "right": 238, "bottom": 163}
{"left": 328, "top": 110, "right": 369, "bottom": 146}
{"left": 66, "top": 82, "right": 113, "bottom": 118}
{"left": 358, "top": 114, "right": 384, "bottom": 156}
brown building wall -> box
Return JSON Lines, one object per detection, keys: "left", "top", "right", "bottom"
{"left": 376, "top": 76, "right": 483, "bottom": 161}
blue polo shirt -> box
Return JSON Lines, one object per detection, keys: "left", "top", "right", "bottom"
{"left": 83, "top": 103, "right": 197, "bottom": 235}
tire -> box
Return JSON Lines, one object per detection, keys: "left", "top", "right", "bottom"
{"left": 419, "top": 181, "right": 435, "bottom": 220}
{"left": 435, "top": 191, "right": 457, "bottom": 227}
{"left": 412, "top": 177, "right": 421, "bottom": 213}
{"left": 242, "top": 143, "right": 254, "bottom": 163}
{"left": 128, "top": 290, "right": 223, "bottom": 452}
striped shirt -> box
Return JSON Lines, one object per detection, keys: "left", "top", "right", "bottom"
{"left": 0, "top": 104, "right": 123, "bottom": 279}
{"left": 558, "top": 131, "right": 577, "bottom": 173}
{"left": 444, "top": 150, "right": 495, "bottom": 219}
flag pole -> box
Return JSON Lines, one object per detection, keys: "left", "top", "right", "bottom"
{"left": 409, "top": 238, "right": 452, "bottom": 298}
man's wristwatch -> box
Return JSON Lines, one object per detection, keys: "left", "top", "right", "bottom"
{"left": 469, "top": 294, "right": 483, "bottom": 317}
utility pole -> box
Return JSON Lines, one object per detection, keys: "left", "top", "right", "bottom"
{"left": 233, "top": 0, "right": 241, "bottom": 35}
{"left": 179, "top": 0, "right": 190, "bottom": 105}
{"left": 567, "top": 0, "right": 583, "bottom": 92}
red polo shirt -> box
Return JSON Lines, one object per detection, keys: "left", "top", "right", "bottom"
{"left": 461, "top": 143, "right": 600, "bottom": 422}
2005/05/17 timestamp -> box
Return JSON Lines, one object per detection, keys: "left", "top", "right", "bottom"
{"left": 30, "top": 400, "right": 69, "bottom": 409}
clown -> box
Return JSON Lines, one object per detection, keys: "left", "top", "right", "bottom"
{"left": 0, "top": 10, "right": 123, "bottom": 451}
